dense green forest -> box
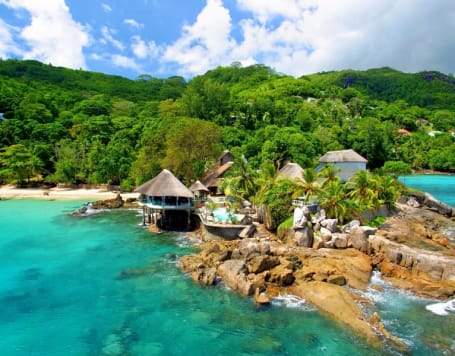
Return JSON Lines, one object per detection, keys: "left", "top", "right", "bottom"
{"left": 1, "top": 58, "right": 455, "bottom": 192}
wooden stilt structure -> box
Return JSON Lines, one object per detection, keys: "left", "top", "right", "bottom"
{"left": 135, "top": 169, "right": 195, "bottom": 231}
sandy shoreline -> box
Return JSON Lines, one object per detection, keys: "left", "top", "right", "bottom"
{"left": 0, "top": 185, "right": 139, "bottom": 201}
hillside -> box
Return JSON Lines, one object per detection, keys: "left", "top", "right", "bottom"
{"left": 306, "top": 67, "right": 455, "bottom": 110}
{"left": 0, "top": 59, "right": 454, "bottom": 189}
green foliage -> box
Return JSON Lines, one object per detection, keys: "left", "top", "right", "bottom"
{"left": 224, "top": 156, "right": 258, "bottom": 200}
{"left": 1, "top": 58, "right": 455, "bottom": 190}
{"left": 368, "top": 215, "right": 387, "bottom": 227}
{"left": 161, "top": 118, "right": 222, "bottom": 182}
{"left": 0, "top": 144, "right": 43, "bottom": 184}
{"left": 382, "top": 161, "right": 412, "bottom": 176}
{"left": 257, "top": 178, "right": 295, "bottom": 228}
{"left": 318, "top": 180, "right": 353, "bottom": 224}
{"left": 294, "top": 167, "right": 321, "bottom": 202}
{"left": 428, "top": 143, "right": 455, "bottom": 171}
{"left": 277, "top": 216, "right": 294, "bottom": 238}
{"left": 347, "top": 170, "right": 379, "bottom": 209}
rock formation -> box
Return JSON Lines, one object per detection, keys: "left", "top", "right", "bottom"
{"left": 179, "top": 198, "right": 455, "bottom": 351}
{"left": 91, "top": 193, "right": 124, "bottom": 209}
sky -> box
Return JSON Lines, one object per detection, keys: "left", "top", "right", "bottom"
{"left": 0, "top": 0, "right": 454, "bottom": 79}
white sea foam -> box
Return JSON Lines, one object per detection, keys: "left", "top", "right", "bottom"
{"left": 272, "top": 294, "right": 314, "bottom": 311}
{"left": 71, "top": 202, "right": 109, "bottom": 216}
{"left": 426, "top": 299, "right": 455, "bottom": 316}
{"left": 174, "top": 233, "right": 200, "bottom": 248}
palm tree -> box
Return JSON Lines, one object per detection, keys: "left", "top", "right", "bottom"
{"left": 234, "top": 157, "right": 257, "bottom": 200}
{"left": 318, "top": 164, "right": 340, "bottom": 188}
{"left": 374, "top": 174, "right": 403, "bottom": 209}
{"left": 253, "top": 161, "right": 278, "bottom": 205}
{"left": 318, "top": 180, "right": 352, "bottom": 223}
{"left": 294, "top": 167, "right": 321, "bottom": 202}
{"left": 347, "top": 170, "right": 378, "bottom": 209}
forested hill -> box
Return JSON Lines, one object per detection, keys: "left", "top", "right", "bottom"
{"left": 306, "top": 67, "right": 455, "bottom": 110}
{"left": 0, "top": 59, "right": 186, "bottom": 104}
{"left": 0, "top": 59, "right": 454, "bottom": 189}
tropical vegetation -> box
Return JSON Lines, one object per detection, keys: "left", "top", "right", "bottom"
{"left": 0, "top": 59, "right": 452, "bottom": 224}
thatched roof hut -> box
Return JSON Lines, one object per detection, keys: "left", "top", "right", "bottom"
{"left": 279, "top": 162, "right": 304, "bottom": 180}
{"left": 189, "top": 180, "right": 209, "bottom": 193}
{"left": 317, "top": 149, "right": 367, "bottom": 182}
{"left": 319, "top": 149, "right": 367, "bottom": 163}
{"left": 135, "top": 169, "right": 194, "bottom": 198}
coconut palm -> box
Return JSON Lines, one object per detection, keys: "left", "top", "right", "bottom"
{"left": 294, "top": 167, "right": 321, "bottom": 202}
{"left": 347, "top": 170, "right": 378, "bottom": 209}
{"left": 234, "top": 157, "right": 258, "bottom": 200}
{"left": 318, "top": 179, "right": 352, "bottom": 223}
{"left": 374, "top": 174, "right": 403, "bottom": 209}
{"left": 318, "top": 163, "right": 340, "bottom": 187}
{"left": 253, "top": 161, "right": 278, "bottom": 205}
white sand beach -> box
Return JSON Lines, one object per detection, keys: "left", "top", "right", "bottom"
{"left": 0, "top": 185, "right": 139, "bottom": 201}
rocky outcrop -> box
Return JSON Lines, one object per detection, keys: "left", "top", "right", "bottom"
{"left": 293, "top": 248, "right": 372, "bottom": 290}
{"left": 368, "top": 235, "right": 455, "bottom": 299}
{"left": 178, "top": 238, "right": 403, "bottom": 347}
{"left": 350, "top": 226, "right": 376, "bottom": 253}
{"left": 415, "top": 192, "right": 455, "bottom": 217}
{"left": 179, "top": 198, "right": 455, "bottom": 351}
{"left": 287, "top": 281, "right": 381, "bottom": 345}
{"left": 92, "top": 193, "right": 124, "bottom": 209}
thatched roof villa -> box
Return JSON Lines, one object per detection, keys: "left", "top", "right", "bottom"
{"left": 189, "top": 180, "right": 209, "bottom": 196}
{"left": 279, "top": 162, "right": 304, "bottom": 180}
{"left": 316, "top": 149, "right": 367, "bottom": 182}
{"left": 135, "top": 169, "right": 195, "bottom": 230}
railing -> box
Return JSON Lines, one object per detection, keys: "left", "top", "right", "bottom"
{"left": 139, "top": 197, "right": 193, "bottom": 209}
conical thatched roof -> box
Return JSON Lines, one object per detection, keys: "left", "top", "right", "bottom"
{"left": 279, "top": 162, "right": 304, "bottom": 180}
{"left": 189, "top": 180, "right": 209, "bottom": 193}
{"left": 134, "top": 169, "right": 194, "bottom": 198}
{"left": 319, "top": 149, "right": 367, "bottom": 163}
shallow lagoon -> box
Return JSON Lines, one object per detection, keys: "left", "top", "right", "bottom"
{"left": 0, "top": 198, "right": 454, "bottom": 355}
{"left": 399, "top": 174, "right": 455, "bottom": 207}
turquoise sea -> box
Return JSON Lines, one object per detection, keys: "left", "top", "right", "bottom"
{"left": 399, "top": 174, "right": 455, "bottom": 207}
{"left": 0, "top": 191, "right": 454, "bottom": 355}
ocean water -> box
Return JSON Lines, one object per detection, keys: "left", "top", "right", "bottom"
{"left": 0, "top": 199, "right": 454, "bottom": 355}
{"left": 399, "top": 174, "right": 455, "bottom": 207}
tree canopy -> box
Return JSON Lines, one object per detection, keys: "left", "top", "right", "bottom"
{"left": 1, "top": 58, "right": 455, "bottom": 188}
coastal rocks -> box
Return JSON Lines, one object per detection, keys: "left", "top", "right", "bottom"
{"left": 287, "top": 281, "right": 382, "bottom": 346}
{"left": 178, "top": 235, "right": 414, "bottom": 349}
{"left": 254, "top": 287, "right": 271, "bottom": 305}
{"left": 421, "top": 193, "right": 454, "bottom": 217}
{"left": 293, "top": 227, "right": 313, "bottom": 247}
{"left": 320, "top": 218, "right": 339, "bottom": 233}
{"left": 217, "top": 259, "right": 264, "bottom": 296}
{"left": 267, "top": 264, "right": 295, "bottom": 286}
{"left": 332, "top": 233, "right": 349, "bottom": 249}
{"left": 238, "top": 224, "right": 256, "bottom": 238}
{"left": 92, "top": 193, "right": 124, "bottom": 209}
{"left": 350, "top": 226, "right": 376, "bottom": 253}
{"left": 247, "top": 255, "right": 280, "bottom": 274}
{"left": 369, "top": 235, "right": 455, "bottom": 299}
{"left": 293, "top": 248, "right": 372, "bottom": 290}
{"left": 374, "top": 202, "right": 455, "bottom": 253}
